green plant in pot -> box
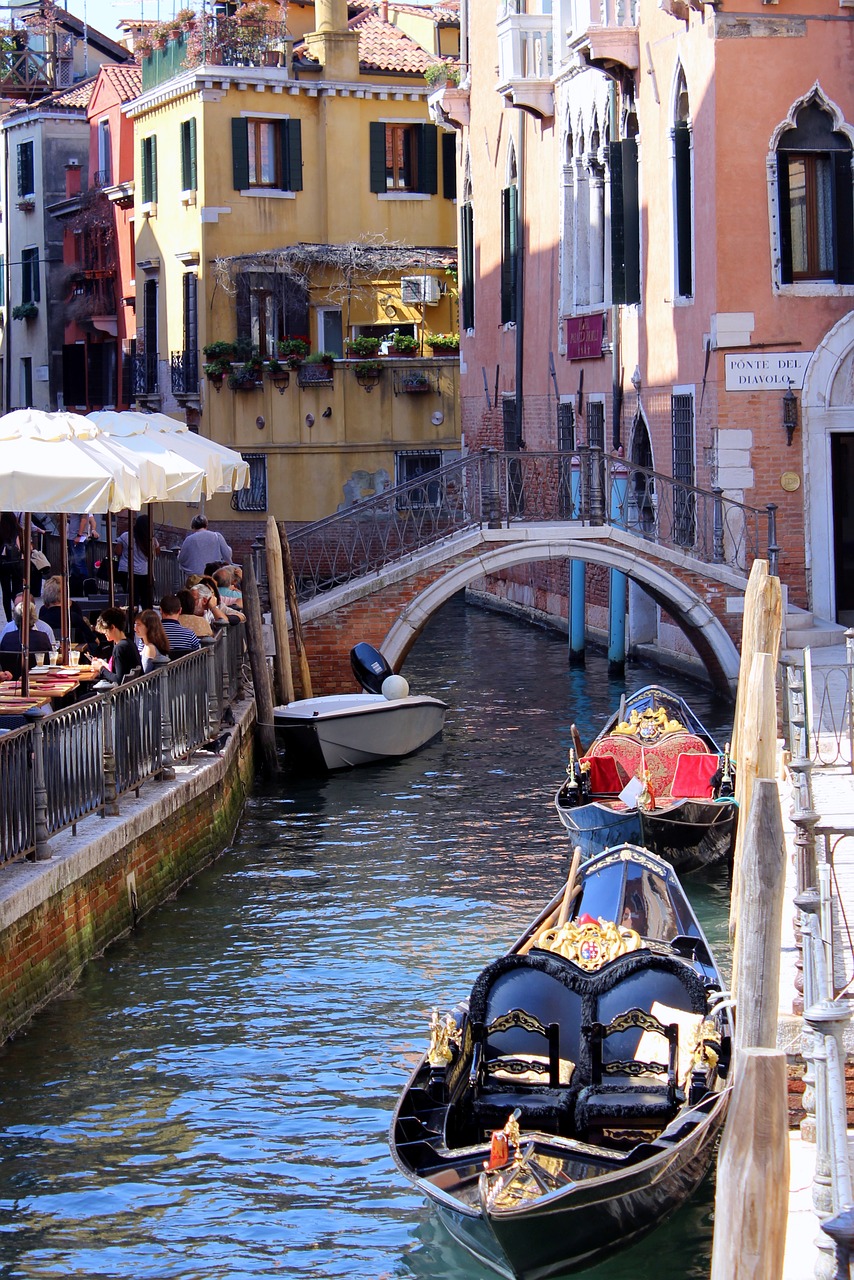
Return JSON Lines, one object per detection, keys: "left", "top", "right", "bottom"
{"left": 12, "top": 301, "right": 38, "bottom": 321}
{"left": 202, "top": 340, "right": 236, "bottom": 362}
{"left": 390, "top": 331, "right": 418, "bottom": 355}
{"left": 304, "top": 350, "right": 335, "bottom": 366}
{"left": 278, "top": 336, "right": 310, "bottom": 367}
{"left": 427, "top": 332, "right": 460, "bottom": 353}
{"left": 346, "top": 334, "right": 381, "bottom": 358}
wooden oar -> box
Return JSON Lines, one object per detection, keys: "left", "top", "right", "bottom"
{"left": 519, "top": 846, "right": 583, "bottom": 954}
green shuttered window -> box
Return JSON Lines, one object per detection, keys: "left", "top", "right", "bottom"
{"left": 231, "top": 117, "right": 303, "bottom": 192}
{"left": 369, "top": 121, "right": 438, "bottom": 194}
{"left": 181, "top": 118, "right": 197, "bottom": 192}
{"left": 141, "top": 135, "right": 157, "bottom": 204}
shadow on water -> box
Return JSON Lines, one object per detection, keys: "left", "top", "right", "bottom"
{"left": 0, "top": 595, "right": 732, "bottom": 1280}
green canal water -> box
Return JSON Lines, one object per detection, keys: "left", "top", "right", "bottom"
{"left": 0, "top": 595, "right": 732, "bottom": 1279}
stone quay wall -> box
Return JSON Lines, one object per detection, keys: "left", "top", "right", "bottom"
{"left": 0, "top": 700, "right": 256, "bottom": 1044}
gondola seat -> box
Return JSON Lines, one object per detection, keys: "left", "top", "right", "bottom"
{"left": 639, "top": 733, "right": 709, "bottom": 799}
{"left": 574, "top": 1007, "right": 683, "bottom": 1144}
{"left": 468, "top": 1007, "right": 578, "bottom": 1136}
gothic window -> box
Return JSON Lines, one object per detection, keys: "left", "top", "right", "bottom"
{"left": 776, "top": 101, "right": 853, "bottom": 285}
{"left": 673, "top": 69, "right": 693, "bottom": 299}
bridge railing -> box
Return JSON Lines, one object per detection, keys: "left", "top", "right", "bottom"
{"left": 287, "top": 447, "right": 773, "bottom": 604}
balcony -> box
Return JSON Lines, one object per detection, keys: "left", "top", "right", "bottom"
{"left": 0, "top": 28, "right": 71, "bottom": 102}
{"left": 141, "top": 18, "right": 293, "bottom": 93}
{"left": 496, "top": 4, "right": 554, "bottom": 120}
{"left": 129, "top": 351, "right": 160, "bottom": 403}
{"left": 568, "top": 0, "right": 639, "bottom": 76}
{"left": 171, "top": 349, "right": 199, "bottom": 400}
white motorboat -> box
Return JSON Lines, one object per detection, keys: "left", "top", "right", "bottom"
{"left": 274, "top": 643, "right": 447, "bottom": 772}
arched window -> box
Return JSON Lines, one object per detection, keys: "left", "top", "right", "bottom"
{"left": 673, "top": 68, "right": 693, "bottom": 299}
{"left": 776, "top": 101, "right": 854, "bottom": 285}
{"left": 559, "top": 121, "right": 575, "bottom": 318}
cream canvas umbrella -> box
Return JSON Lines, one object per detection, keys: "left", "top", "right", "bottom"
{"left": 88, "top": 411, "right": 250, "bottom": 497}
{"left": 85, "top": 412, "right": 208, "bottom": 503}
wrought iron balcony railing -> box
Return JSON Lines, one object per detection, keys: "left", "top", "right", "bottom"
{"left": 130, "top": 351, "right": 159, "bottom": 397}
{"left": 171, "top": 349, "right": 199, "bottom": 396}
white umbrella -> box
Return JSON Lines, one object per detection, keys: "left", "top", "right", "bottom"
{"left": 88, "top": 411, "right": 250, "bottom": 497}
{"left": 0, "top": 409, "right": 142, "bottom": 513}
{"left": 85, "top": 412, "right": 208, "bottom": 504}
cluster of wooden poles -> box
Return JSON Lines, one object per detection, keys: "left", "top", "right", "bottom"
{"left": 711, "top": 558, "right": 789, "bottom": 1279}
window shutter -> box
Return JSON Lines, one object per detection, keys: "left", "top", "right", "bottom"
{"left": 500, "top": 185, "right": 518, "bottom": 325}
{"left": 460, "top": 201, "right": 474, "bottom": 331}
{"left": 674, "top": 122, "right": 692, "bottom": 297}
{"left": 232, "top": 118, "right": 250, "bottom": 190}
{"left": 0, "top": 255, "right": 5, "bottom": 307}
{"left": 369, "top": 121, "right": 386, "bottom": 193}
{"left": 236, "top": 274, "right": 252, "bottom": 345}
{"left": 16, "top": 144, "right": 23, "bottom": 197}
{"left": 442, "top": 131, "right": 456, "bottom": 201}
{"left": 417, "top": 124, "right": 438, "bottom": 195}
{"left": 622, "top": 138, "right": 640, "bottom": 305}
{"left": 182, "top": 118, "right": 197, "bottom": 190}
{"left": 833, "top": 151, "right": 854, "bottom": 285}
{"left": 777, "top": 154, "right": 793, "bottom": 285}
{"left": 30, "top": 249, "right": 40, "bottom": 303}
{"left": 609, "top": 141, "right": 625, "bottom": 304}
{"left": 150, "top": 136, "right": 158, "bottom": 203}
{"left": 283, "top": 118, "right": 303, "bottom": 192}
{"left": 140, "top": 139, "right": 148, "bottom": 203}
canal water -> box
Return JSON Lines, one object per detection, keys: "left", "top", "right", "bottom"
{"left": 0, "top": 595, "right": 733, "bottom": 1280}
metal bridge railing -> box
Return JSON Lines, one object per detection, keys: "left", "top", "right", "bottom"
{"left": 783, "top": 632, "right": 854, "bottom": 773}
{"left": 286, "top": 447, "right": 774, "bottom": 605}
{"left": 0, "top": 625, "right": 247, "bottom": 867}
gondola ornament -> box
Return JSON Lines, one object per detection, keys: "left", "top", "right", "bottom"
{"left": 534, "top": 916, "right": 644, "bottom": 970}
{"left": 427, "top": 1007, "right": 459, "bottom": 1067}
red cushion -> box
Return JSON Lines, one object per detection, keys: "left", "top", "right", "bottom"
{"left": 670, "top": 752, "right": 720, "bottom": 799}
{"left": 581, "top": 754, "right": 626, "bottom": 795}
{"left": 589, "top": 734, "right": 643, "bottom": 779}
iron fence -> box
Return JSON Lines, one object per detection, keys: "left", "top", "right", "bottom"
{"left": 171, "top": 349, "right": 199, "bottom": 396}
{"left": 783, "top": 632, "right": 854, "bottom": 772}
{"left": 287, "top": 447, "right": 773, "bottom": 605}
{"left": 0, "top": 626, "right": 247, "bottom": 866}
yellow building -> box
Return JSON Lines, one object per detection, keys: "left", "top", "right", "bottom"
{"left": 128, "top": 0, "right": 461, "bottom": 534}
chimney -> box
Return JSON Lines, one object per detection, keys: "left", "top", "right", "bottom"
{"left": 380, "top": 1, "right": 388, "bottom": 20}
{"left": 304, "top": 0, "right": 360, "bottom": 80}
{"left": 65, "top": 160, "right": 81, "bottom": 198}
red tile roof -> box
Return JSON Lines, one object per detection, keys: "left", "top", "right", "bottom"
{"left": 349, "top": 1, "right": 459, "bottom": 21}
{"left": 299, "top": 7, "right": 454, "bottom": 75}
{"left": 4, "top": 76, "right": 96, "bottom": 119}
{"left": 99, "top": 61, "right": 142, "bottom": 102}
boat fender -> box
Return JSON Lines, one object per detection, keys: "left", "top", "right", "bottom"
{"left": 382, "top": 674, "right": 410, "bottom": 700}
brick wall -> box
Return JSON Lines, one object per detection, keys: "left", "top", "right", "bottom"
{"left": 0, "top": 708, "right": 256, "bottom": 1044}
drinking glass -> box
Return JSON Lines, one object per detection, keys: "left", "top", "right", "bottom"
{"left": 49, "top": 648, "right": 59, "bottom": 666}
{"left": 69, "top": 650, "right": 81, "bottom": 667}
{"left": 35, "top": 652, "right": 45, "bottom": 666}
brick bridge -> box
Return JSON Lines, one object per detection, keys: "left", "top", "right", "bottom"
{"left": 285, "top": 449, "right": 780, "bottom": 697}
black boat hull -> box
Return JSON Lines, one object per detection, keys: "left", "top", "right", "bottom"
{"left": 429, "top": 1098, "right": 726, "bottom": 1279}
{"left": 640, "top": 800, "right": 737, "bottom": 874}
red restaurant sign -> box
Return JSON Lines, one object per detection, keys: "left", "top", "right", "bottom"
{"left": 565, "top": 313, "right": 605, "bottom": 360}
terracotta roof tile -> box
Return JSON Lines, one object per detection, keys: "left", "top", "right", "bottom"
{"left": 100, "top": 61, "right": 142, "bottom": 101}
{"left": 299, "top": 8, "right": 453, "bottom": 75}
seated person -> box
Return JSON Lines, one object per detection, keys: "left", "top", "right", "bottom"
{"left": 0, "top": 601, "right": 51, "bottom": 678}
{"left": 177, "top": 588, "right": 214, "bottom": 639}
{"left": 196, "top": 576, "right": 244, "bottom": 625}
{"left": 1, "top": 593, "right": 56, "bottom": 648}
{"left": 159, "top": 594, "right": 201, "bottom": 658}
{"left": 212, "top": 565, "right": 243, "bottom": 612}
{"left": 133, "top": 610, "right": 171, "bottom": 673}
{"left": 38, "top": 575, "right": 99, "bottom": 654}
{"left": 89, "top": 608, "right": 141, "bottom": 683}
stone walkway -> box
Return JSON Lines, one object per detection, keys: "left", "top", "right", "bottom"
{"left": 779, "top": 643, "right": 854, "bottom": 1280}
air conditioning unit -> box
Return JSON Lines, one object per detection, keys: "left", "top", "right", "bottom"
{"left": 400, "top": 275, "right": 441, "bottom": 306}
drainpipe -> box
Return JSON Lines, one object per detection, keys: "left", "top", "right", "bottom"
{"left": 3, "top": 122, "right": 10, "bottom": 412}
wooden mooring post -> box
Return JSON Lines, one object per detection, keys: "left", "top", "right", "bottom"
{"left": 265, "top": 515, "right": 295, "bottom": 706}
{"left": 277, "top": 521, "right": 313, "bottom": 700}
{"left": 732, "top": 778, "right": 786, "bottom": 1046}
{"left": 730, "top": 650, "right": 779, "bottom": 944}
{"left": 710, "top": 1048, "right": 790, "bottom": 1280}
{"left": 731, "top": 558, "right": 782, "bottom": 765}
{"left": 242, "top": 555, "right": 280, "bottom": 774}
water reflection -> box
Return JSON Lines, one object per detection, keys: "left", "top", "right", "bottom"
{"left": 0, "top": 596, "right": 732, "bottom": 1279}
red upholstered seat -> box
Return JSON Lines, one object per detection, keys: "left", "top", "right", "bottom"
{"left": 670, "top": 752, "right": 720, "bottom": 799}
{"left": 640, "top": 734, "right": 710, "bottom": 798}
{"left": 581, "top": 754, "right": 626, "bottom": 795}
{"left": 588, "top": 734, "right": 643, "bottom": 782}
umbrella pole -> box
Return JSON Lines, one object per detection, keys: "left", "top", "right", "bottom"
{"left": 148, "top": 501, "right": 154, "bottom": 611}
{"left": 106, "top": 516, "right": 115, "bottom": 607}
{"left": 126, "top": 510, "right": 135, "bottom": 623}
{"left": 20, "top": 514, "right": 32, "bottom": 697}
{"left": 59, "top": 514, "right": 70, "bottom": 666}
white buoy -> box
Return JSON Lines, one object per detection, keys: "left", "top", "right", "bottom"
{"left": 382, "top": 674, "right": 410, "bottom": 701}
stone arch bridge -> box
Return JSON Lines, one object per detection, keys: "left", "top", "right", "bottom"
{"left": 282, "top": 449, "right": 779, "bottom": 697}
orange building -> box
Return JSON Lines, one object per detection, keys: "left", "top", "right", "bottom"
{"left": 450, "top": 0, "right": 854, "bottom": 661}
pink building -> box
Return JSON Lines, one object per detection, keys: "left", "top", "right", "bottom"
{"left": 446, "top": 0, "right": 854, "bottom": 668}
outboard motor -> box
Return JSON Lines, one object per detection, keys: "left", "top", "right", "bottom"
{"left": 350, "top": 643, "right": 393, "bottom": 694}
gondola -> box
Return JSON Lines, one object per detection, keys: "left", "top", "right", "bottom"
{"left": 390, "top": 844, "right": 733, "bottom": 1280}
{"left": 554, "top": 685, "right": 737, "bottom": 874}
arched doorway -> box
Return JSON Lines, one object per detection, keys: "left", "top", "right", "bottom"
{"left": 803, "top": 312, "right": 854, "bottom": 622}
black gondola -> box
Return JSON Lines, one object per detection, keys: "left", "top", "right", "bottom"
{"left": 554, "top": 684, "right": 737, "bottom": 874}
{"left": 390, "top": 844, "right": 733, "bottom": 1280}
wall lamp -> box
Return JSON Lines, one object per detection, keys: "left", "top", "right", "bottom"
{"left": 783, "top": 381, "right": 799, "bottom": 447}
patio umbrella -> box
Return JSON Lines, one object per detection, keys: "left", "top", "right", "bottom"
{"left": 0, "top": 410, "right": 144, "bottom": 690}
{"left": 85, "top": 412, "right": 208, "bottom": 503}
{"left": 88, "top": 411, "right": 250, "bottom": 497}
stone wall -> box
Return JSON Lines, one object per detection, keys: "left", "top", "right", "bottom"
{"left": 0, "top": 702, "right": 256, "bottom": 1044}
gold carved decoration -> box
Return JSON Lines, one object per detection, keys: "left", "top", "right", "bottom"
{"left": 689, "top": 1019, "right": 721, "bottom": 1072}
{"left": 611, "top": 706, "right": 684, "bottom": 740}
{"left": 427, "top": 1007, "right": 460, "bottom": 1067}
{"left": 534, "top": 917, "right": 644, "bottom": 971}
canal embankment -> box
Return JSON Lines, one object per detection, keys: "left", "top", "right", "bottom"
{"left": 0, "top": 696, "right": 255, "bottom": 1043}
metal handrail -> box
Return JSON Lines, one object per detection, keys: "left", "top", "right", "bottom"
{"left": 0, "top": 625, "right": 247, "bottom": 865}
{"left": 783, "top": 631, "right": 854, "bottom": 772}
{"left": 286, "top": 447, "right": 772, "bottom": 605}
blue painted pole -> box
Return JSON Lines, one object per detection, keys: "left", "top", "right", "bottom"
{"left": 608, "top": 464, "right": 628, "bottom": 674}
{"left": 569, "top": 463, "right": 585, "bottom": 665}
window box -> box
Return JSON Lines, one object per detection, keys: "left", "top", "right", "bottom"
{"left": 297, "top": 360, "right": 334, "bottom": 388}
{"left": 12, "top": 302, "right": 37, "bottom": 321}
{"left": 401, "top": 373, "right": 431, "bottom": 393}
{"left": 16, "top": 198, "right": 35, "bottom": 212}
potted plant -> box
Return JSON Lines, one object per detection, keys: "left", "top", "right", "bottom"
{"left": 203, "top": 340, "right": 235, "bottom": 362}
{"left": 227, "top": 355, "right": 264, "bottom": 390}
{"left": 152, "top": 22, "right": 169, "bottom": 48}
{"left": 390, "top": 331, "right": 419, "bottom": 356}
{"left": 353, "top": 360, "right": 383, "bottom": 391}
{"left": 424, "top": 61, "right": 460, "bottom": 89}
{"left": 174, "top": 7, "right": 196, "bottom": 30}
{"left": 137, "top": 33, "right": 153, "bottom": 57}
{"left": 203, "top": 358, "right": 230, "bottom": 389}
{"left": 427, "top": 332, "right": 460, "bottom": 354}
{"left": 346, "top": 334, "right": 382, "bottom": 358}
{"left": 298, "top": 350, "right": 335, "bottom": 386}
{"left": 278, "top": 335, "right": 310, "bottom": 368}
{"left": 265, "top": 357, "right": 290, "bottom": 392}
{"left": 12, "top": 301, "right": 38, "bottom": 321}
{"left": 401, "top": 371, "right": 431, "bottom": 393}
